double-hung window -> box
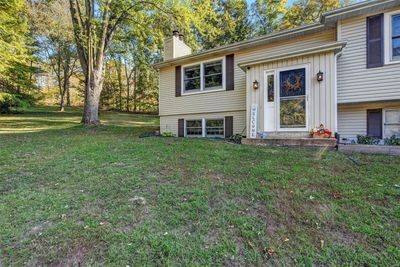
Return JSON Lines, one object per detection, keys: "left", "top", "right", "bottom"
{"left": 183, "top": 65, "right": 201, "bottom": 92}
{"left": 385, "top": 11, "right": 400, "bottom": 63}
{"left": 204, "top": 61, "right": 223, "bottom": 90}
{"left": 391, "top": 14, "right": 400, "bottom": 60}
{"left": 183, "top": 59, "right": 224, "bottom": 94}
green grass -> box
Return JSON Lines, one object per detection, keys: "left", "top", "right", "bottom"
{"left": 0, "top": 107, "right": 399, "bottom": 266}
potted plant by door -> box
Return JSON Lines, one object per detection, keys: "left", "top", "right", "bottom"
{"left": 311, "top": 124, "right": 332, "bottom": 138}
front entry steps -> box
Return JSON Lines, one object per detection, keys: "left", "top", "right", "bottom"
{"left": 242, "top": 138, "right": 337, "bottom": 148}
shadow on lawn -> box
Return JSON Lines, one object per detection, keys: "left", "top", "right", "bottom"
{"left": 0, "top": 107, "right": 159, "bottom": 136}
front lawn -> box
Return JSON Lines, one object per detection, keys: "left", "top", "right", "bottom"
{"left": 0, "top": 107, "right": 399, "bottom": 266}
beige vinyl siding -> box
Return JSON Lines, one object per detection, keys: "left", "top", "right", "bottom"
{"left": 158, "top": 30, "right": 336, "bottom": 118}
{"left": 246, "top": 52, "right": 336, "bottom": 137}
{"left": 338, "top": 101, "right": 400, "bottom": 140}
{"left": 160, "top": 111, "right": 246, "bottom": 136}
{"left": 337, "top": 8, "right": 400, "bottom": 104}
{"left": 159, "top": 65, "right": 246, "bottom": 116}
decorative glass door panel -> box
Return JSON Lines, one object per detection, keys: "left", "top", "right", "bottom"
{"left": 264, "top": 71, "right": 276, "bottom": 132}
{"left": 279, "top": 68, "right": 306, "bottom": 129}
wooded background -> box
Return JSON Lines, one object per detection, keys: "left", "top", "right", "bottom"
{"left": 0, "top": 0, "right": 353, "bottom": 115}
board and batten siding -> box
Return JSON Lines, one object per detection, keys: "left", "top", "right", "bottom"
{"left": 337, "top": 8, "right": 400, "bottom": 104}
{"left": 245, "top": 52, "right": 336, "bottom": 137}
{"left": 159, "top": 30, "right": 336, "bottom": 136}
{"left": 338, "top": 101, "right": 400, "bottom": 140}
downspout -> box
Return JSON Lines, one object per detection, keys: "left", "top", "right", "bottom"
{"left": 334, "top": 50, "right": 343, "bottom": 139}
{"left": 334, "top": 20, "right": 342, "bottom": 141}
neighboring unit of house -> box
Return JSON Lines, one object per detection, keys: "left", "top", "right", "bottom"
{"left": 154, "top": 0, "right": 400, "bottom": 142}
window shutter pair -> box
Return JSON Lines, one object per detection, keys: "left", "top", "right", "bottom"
{"left": 367, "top": 14, "right": 384, "bottom": 68}
{"left": 178, "top": 116, "right": 233, "bottom": 138}
{"left": 175, "top": 54, "right": 235, "bottom": 97}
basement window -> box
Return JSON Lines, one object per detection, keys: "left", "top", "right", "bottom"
{"left": 185, "top": 120, "right": 202, "bottom": 137}
{"left": 206, "top": 119, "right": 224, "bottom": 138}
{"left": 384, "top": 109, "right": 400, "bottom": 137}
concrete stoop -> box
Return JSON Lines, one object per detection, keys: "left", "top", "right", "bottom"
{"left": 242, "top": 138, "right": 337, "bottom": 148}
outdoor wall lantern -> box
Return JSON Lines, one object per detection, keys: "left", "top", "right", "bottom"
{"left": 317, "top": 71, "right": 324, "bottom": 82}
{"left": 253, "top": 80, "right": 259, "bottom": 90}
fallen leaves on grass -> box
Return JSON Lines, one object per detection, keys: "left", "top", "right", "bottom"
{"left": 263, "top": 247, "right": 275, "bottom": 258}
{"left": 332, "top": 191, "right": 343, "bottom": 199}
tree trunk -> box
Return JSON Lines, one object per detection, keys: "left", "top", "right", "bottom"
{"left": 60, "top": 56, "right": 71, "bottom": 112}
{"left": 58, "top": 81, "right": 65, "bottom": 112}
{"left": 124, "top": 63, "right": 130, "bottom": 112}
{"left": 66, "top": 86, "right": 71, "bottom": 106}
{"left": 133, "top": 68, "right": 138, "bottom": 112}
{"left": 115, "top": 59, "right": 123, "bottom": 112}
{"left": 60, "top": 94, "right": 65, "bottom": 112}
{"left": 82, "top": 70, "right": 103, "bottom": 125}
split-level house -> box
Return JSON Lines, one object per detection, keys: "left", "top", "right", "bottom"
{"left": 154, "top": 0, "right": 400, "bottom": 143}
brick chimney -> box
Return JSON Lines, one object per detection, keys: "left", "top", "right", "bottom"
{"left": 164, "top": 31, "right": 192, "bottom": 60}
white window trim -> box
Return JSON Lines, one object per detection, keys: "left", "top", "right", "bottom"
{"left": 184, "top": 118, "right": 225, "bottom": 138}
{"left": 384, "top": 10, "right": 400, "bottom": 65}
{"left": 181, "top": 57, "right": 226, "bottom": 96}
{"left": 383, "top": 109, "right": 400, "bottom": 138}
{"left": 276, "top": 64, "right": 310, "bottom": 132}
{"left": 184, "top": 119, "right": 204, "bottom": 137}
{"left": 205, "top": 118, "right": 225, "bottom": 138}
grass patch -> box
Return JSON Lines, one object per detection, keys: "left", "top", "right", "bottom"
{"left": 0, "top": 107, "right": 399, "bottom": 266}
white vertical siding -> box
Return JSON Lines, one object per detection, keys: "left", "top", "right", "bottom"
{"left": 337, "top": 8, "right": 400, "bottom": 104}
{"left": 246, "top": 52, "right": 337, "bottom": 137}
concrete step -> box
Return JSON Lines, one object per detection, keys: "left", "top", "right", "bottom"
{"left": 242, "top": 138, "right": 337, "bottom": 148}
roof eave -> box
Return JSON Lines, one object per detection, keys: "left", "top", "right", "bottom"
{"left": 153, "top": 23, "right": 329, "bottom": 69}
{"left": 237, "top": 41, "right": 347, "bottom": 71}
{"left": 321, "top": 0, "right": 399, "bottom": 25}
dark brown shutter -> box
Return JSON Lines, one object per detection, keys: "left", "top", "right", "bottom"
{"left": 367, "top": 14, "right": 384, "bottom": 68}
{"left": 178, "top": 119, "right": 184, "bottom": 137}
{"left": 367, "top": 109, "right": 382, "bottom": 139}
{"left": 175, "top": 66, "right": 181, "bottom": 97}
{"left": 225, "top": 116, "right": 233, "bottom": 138}
{"left": 225, "top": 54, "right": 234, "bottom": 91}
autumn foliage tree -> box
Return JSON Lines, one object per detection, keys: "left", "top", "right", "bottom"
{"left": 282, "top": 0, "right": 352, "bottom": 29}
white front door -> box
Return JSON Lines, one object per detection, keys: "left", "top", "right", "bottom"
{"left": 264, "top": 70, "right": 276, "bottom": 132}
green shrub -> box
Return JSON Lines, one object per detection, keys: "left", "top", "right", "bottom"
{"left": 357, "top": 135, "right": 379, "bottom": 145}
{"left": 384, "top": 135, "right": 400, "bottom": 146}
{"left": 161, "top": 132, "right": 176, "bottom": 137}
{"left": 227, "top": 134, "right": 243, "bottom": 144}
{"left": 0, "top": 93, "right": 29, "bottom": 113}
